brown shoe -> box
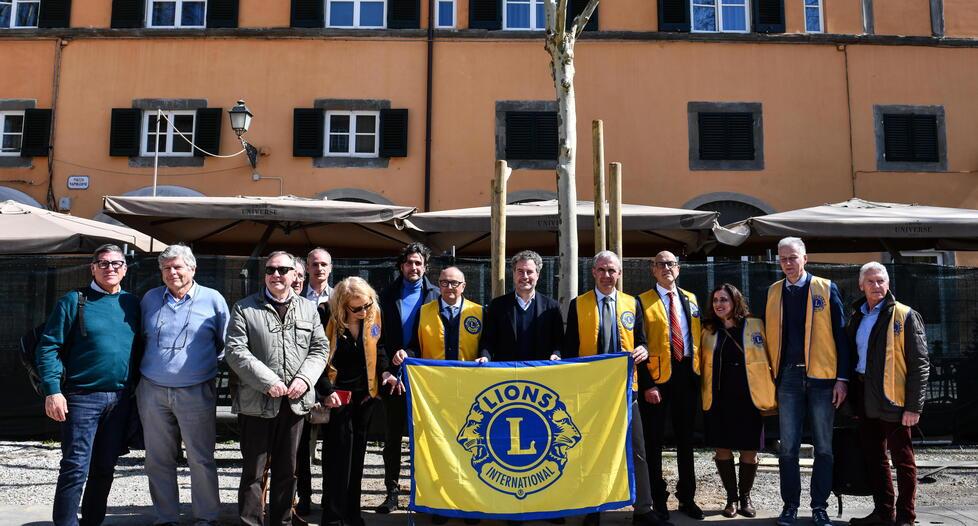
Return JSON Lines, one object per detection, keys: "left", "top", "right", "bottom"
{"left": 849, "top": 510, "right": 895, "bottom": 525}
{"left": 736, "top": 461, "right": 758, "bottom": 518}
{"left": 715, "top": 458, "right": 738, "bottom": 518}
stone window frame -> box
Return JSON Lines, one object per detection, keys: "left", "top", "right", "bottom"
{"left": 0, "top": 99, "right": 34, "bottom": 168}
{"left": 325, "top": 0, "right": 388, "bottom": 29}
{"left": 873, "top": 104, "right": 947, "bottom": 173}
{"left": 687, "top": 101, "right": 764, "bottom": 171}
{"left": 314, "top": 99, "right": 390, "bottom": 168}
{"left": 129, "top": 98, "right": 206, "bottom": 168}
{"left": 495, "top": 100, "right": 558, "bottom": 170}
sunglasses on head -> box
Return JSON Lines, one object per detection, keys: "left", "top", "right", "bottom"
{"left": 347, "top": 302, "right": 373, "bottom": 314}
{"left": 264, "top": 266, "right": 294, "bottom": 276}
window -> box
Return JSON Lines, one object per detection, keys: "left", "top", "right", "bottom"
{"left": 325, "top": 111, "right": 379, "bottom": 157}
{"left": 141, "top": 111, "right": 195, "bottom": 157}
{"left": 692, "top": 0, "right": 749, "bottom": 33}
{"left": 0, "top": 111, "right": 24, "bottom": 155}
{"left": 874, "top": 105, "right": 946, "bottom": 171}
{"left": 0, "top": 0, "right": 39, "bottom": 28}
{"left": 505, "top": 111, "right": 557, "bottom": 160}
{"left": 804, "top": 0, "right": 823, "bottom": 33}
{"left": 505, "top": 0, "right": 545, "bottom": 30}
{"left": 327, "top": 0, "right": 386, "bottom": 28}
{"left": 436, "top": 0, "right": 455, "bottom": 28}
{"left": 147, "top": 0, "right": 206, "bottom": 27}
{"left": 688, "top": 102, "right": 763, "bottom": 170}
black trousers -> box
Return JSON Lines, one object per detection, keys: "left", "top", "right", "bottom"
{"left": 640, "top": 357, "right": 699, "bottom": 504}
{"left": 296, "top": 419, "right": 314, "bottom": 503}
{"left": 238, "top": 399, "right": 304, "bottom": 526}
{"left": 630, "top": 397, "right": 654, "bottom": 515}
{"left": 322, "top": 393, "right": 375, "bottom": 524}
{"left": 380, "top": 390, "right": 407, "bottom": 492}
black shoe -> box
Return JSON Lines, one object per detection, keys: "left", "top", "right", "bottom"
{"left": 677, "top": 501, "right": 704, "bottom": 520}
{"left": 296, "top": 498, "right": 311, "bottom": 515}
{"left": 546, "top": 519, "right": 565, "bottom": 525}
{"left": 651, "top": 500, "right": 669, "bottom": 521}
{"left": 850, "top": 511, "right": 895, "bottom": 526}
{"left": 582, "top": 513, "right": 601, "bottom": 526}
{"left": 633, "top": 511, "right": 671, "bottom": 526}
{"left": 507, "top": 521, "right": 523, "bottom": 526}
{"left": 432, "top": 515, "right": 450, "bottom": 525}
{"left": 463, "top": 519, "right": 481, "bottom": 525}
{"left": 375, "top": 489, "right": 398, "bottom": 514}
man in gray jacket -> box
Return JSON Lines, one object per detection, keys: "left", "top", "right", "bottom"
{"left": 846, "top": 262, "right": 929, "bottom": 526}
{"left": 226, "top": 251, "right": 329, "bottom": 526}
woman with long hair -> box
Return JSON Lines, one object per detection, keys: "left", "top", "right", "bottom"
{"left": 698, "top": 283, "right": 776, "bottom": 518}
{"left": 316, "top": 277, "right": 389, "bottom": 526}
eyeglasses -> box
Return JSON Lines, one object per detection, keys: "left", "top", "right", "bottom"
{"left": 94, "top": 260, "right": 126, "bottom": 270}
{"left": 347, "top": 302, "right": 373, "bottom": 314}
{"left": 439, "top": 280, "right": 464, "bottom": 288}
{"left": 264, "top": 266, "right": 294, "bottom": 276}
{"left": 654, "top": 261, "right": 679, "bottom": 269}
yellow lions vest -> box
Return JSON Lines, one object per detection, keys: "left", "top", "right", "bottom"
{"left": 417, "top": 298, "right": 483, "bottom": 361}
{"left": 326, "top": 317, "right": 381, "bottom": 398}
{"left": 638, "top": 288, "right": 701, "bottom": 384}
{"left": 765, "top": 276, "right": 837, "bottom": 380}
{"left": 575, "top": 290, "right": 638, "bottom": 390}
{"left": 699, "top": 318, "right": 777, "bottom": 412}
{"left": 883, "top": 302, "right": 912, "bottom": 407}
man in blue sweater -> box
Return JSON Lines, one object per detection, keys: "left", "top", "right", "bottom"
{"left": 36, "top": 244, "right": 142, "bottom": 526}
{"left": 138, "top": 244, "right": 229, "bottom": 525}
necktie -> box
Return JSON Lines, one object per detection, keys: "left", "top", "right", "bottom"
{"left": 451, "top": 306, "right": 458, "bottom": 319}
{"left": 668, "top": 291, "right": 684, "bottom": 362}
{"left": 600, "top": 296, "right": 614, "bottom": 354}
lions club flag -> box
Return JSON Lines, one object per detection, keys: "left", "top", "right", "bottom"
{"left": 403, "top": 353, "right": 635, "bottom": 520}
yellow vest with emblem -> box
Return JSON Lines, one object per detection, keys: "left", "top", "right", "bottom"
{"left": 325, "top": 317, "right": 381, "bottom": 398}
{"left": 575, "top": 290, "right": 638, "bottom": 390}
{"left": 765, "top": 276, "right": 837, "bottom": 380}
{"left": 883, "top": 302, "right": 913, "bottom": 408}
{"left": 638, "top": 288, "right": 701, "bottom": 384}
{"left": 417, "top": 298, "right": 483, "bottom": 361}
{"left": 699, "top": 317, "right": 777, "bottom": 412}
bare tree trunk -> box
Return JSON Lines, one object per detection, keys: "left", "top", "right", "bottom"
{"left": 543, "top": 0, "right": 598, "bottom": 314}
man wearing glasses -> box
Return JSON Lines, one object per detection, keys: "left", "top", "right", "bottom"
{"left": 410, "top": 266, "right": 489, "bottom": 364}
{"left": 36, "top": 244, "right": 142, "bottom": 526}
{"left": 225, "top": 251, "right": 330, "bottom": 526}
{"left": 137, "top": 244, "right": 229, "bottom": 526}
{"left": 637, "top": 251, "right": 704, "bottom": 521}
{"left": 375, "top": 242, "right": 440, "bottom": 514}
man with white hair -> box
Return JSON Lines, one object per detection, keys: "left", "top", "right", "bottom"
{"left": 847, "top": 262, "right": 929, "bottom": 526}
{"left": 138, "top": 243, "right": 230, "bottom": 526}
{"left": 766, "top": 237, "right": 850, "bottom": 526}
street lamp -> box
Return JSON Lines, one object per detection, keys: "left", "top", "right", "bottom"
{"left": 228, "top": 100, "right": 258, "bottom": 169}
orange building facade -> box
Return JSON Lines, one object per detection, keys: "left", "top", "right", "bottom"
{"left": 1, "top": 0, "right": 977, "bottom": 262}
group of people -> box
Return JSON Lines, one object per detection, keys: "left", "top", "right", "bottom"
{"left": 34, "top": 237, "right": 929, "bottom": 526}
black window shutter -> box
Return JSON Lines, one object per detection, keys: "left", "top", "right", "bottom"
{"left": 206, "top": 0, "right": 239, "bottom": 28}
{"left": 698, "top": 112, "right": 754, "bottom": 161}
{"left": 658, "top": 0, "right": 690, "bottom": 32}
{"left": 379, "top": 109, "right": 409, "bottom": 157}
{"left": 291, "top": 0, "right": 324, "bottom": 28}
{"left": 38, "top": 0, "right": 72, "bottom": 28}
{"left": 19, "top": 109, "right": 52, "bottom": 157}
{"left": 109, "top": 108, "right": 142, "bottom": 157}
{"left": 470, "top": 0, "right": 501, "bottom": 30}
{"left": 884, "top": 114, "right": 939, "bottom": 163}
{"left": 293, "top": 108, "right": 324, "bottom": 157}
{"left": 569, "top": 0, "right": 599, "bottom": 31}
{"left": 193, "top": 108, "right": 223, "bottom": 157}
{"left": 111, "top": 0, "right": 145, "bottom": 28}
{"left": 388, "top": 0, "right": 420, "bottom": 29}
{"left": 752, "top": 0, "right": 785, "bottom": 33}
{"left": 506, "top": 111, "right": 558, "bottom": 161}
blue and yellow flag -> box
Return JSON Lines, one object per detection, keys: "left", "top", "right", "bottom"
{"left": 403, "top": 354, "right": 635, "bottom": 520}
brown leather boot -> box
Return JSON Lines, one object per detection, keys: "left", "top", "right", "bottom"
{"left": 737, "top": 461, "right": 758, "bottom": 518}
{"left": 715, "top": 458, "right": 738, "bottom": 518}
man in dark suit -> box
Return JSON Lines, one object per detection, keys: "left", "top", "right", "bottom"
{"left": 375, "top": 242, "right": 440, "bottom": 514}
{"left": 481, "top": 250, "right": 563, "bottom": 363}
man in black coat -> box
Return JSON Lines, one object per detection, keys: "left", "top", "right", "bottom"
{"left": 480, "top": 250, "right": 563, "bottom": 362}
{"left": 375, "top": 242, "right": 440, "bottom": 514}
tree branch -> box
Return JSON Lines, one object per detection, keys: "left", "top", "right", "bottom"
{"left": 556, "top": 0, "right": 569, "bottom": 35}
{"left": 543, "top": 0, "right": 558, "bottom": 36}
{"left": 572, "top": 0, "right": 600, "bottom": 39}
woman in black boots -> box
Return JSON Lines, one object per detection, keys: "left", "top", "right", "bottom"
{"left": 698, "top": 283, "right": 777, "bottom": 518}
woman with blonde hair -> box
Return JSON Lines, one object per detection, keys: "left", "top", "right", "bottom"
{"left": 698, "top": 283, "right": 777, "bottom": 519}
{"left": 316, "top": 277, "right": 390, "bottom": 526}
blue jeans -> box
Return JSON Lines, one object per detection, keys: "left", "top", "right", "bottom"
{"left": 777, "top": 366, "right": 835, "bottom": 511}
{"left": 53, "top": 389, "right": 132, "bottom": 526}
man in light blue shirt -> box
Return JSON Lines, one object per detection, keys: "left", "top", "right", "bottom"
{"left": 139, "top": 244, "right": 229, "bottom": 526}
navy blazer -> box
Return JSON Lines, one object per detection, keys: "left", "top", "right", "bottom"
{"left": 480, "top": 291, "right": 564, "bottom": 362}
{"left": 379, "top": 274, "right": 440, "bottom": 374}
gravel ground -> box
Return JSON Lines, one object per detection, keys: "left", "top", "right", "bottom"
{"left": 1, "top": 440, "right": 975, "bottom": 523}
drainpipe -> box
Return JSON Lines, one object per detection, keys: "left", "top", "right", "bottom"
{"left": 47, "top": 39, "right": 66, "bottom": 211}
{"left": 423, "top": 0, "right": 435, "bottom": 211}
